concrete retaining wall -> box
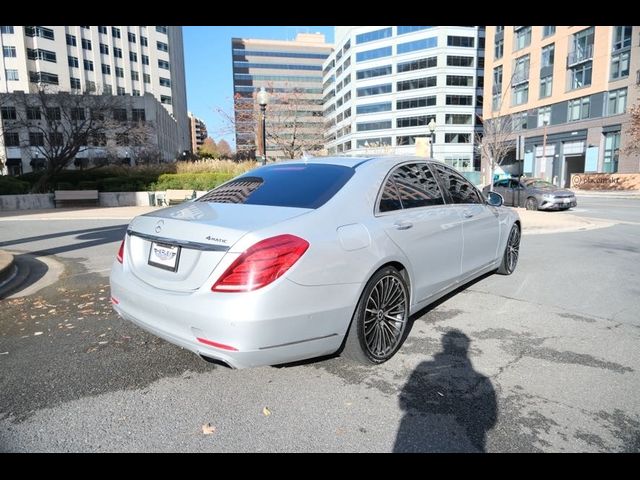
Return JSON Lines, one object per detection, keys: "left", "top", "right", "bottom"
{"left": 1, "top": 190, "right": 210, "bottom": 211}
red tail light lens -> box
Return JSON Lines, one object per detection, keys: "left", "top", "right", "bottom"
{"left": 116, "top": 239, "right": 125, "bottom": 264}
{"left": 212, "top": 234, "right": 309, "bottom": 293}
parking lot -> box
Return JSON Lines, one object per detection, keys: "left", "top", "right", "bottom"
{"left": 1, "top": 197, "right": 639, "bottom": 452}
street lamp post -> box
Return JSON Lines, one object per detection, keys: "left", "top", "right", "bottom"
{"left": 428, "top": 118, "right": 436, "bottom": 159}
{"left": 257, "top": 87, "right": 269, "bottom": 166}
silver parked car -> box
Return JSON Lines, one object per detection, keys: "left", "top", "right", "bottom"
{"left": 482, "top": 177, "right": 577, "bottom": 211}
{"left": 110, "top": 157, "right": 521, "bottom": 368}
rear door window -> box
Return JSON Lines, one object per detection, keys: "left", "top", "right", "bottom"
{"left": 378, "top": 162, "right": 445, "bottom": 213}
{"left": 430, "top": 163, "right": 484, "bottom": 204}
{"left": 197, "top": 163, "right": 355, "bottom": 209}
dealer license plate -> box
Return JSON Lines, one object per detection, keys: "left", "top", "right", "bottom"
{"left": 148, "top": 242, "right": 181, "bottom": 272}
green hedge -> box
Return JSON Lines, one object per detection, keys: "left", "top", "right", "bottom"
{"left": 0, "top": 176, "right": 31, "bottom": 195}
{"left": 151, "top": 173, "right": 235, "bottom": 191}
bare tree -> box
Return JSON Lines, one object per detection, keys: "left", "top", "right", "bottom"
{"left": 2, "top": 86, "right": 150, "bottom": 192}
{"left": 625, "top": 97, "right": 640, "bottom": 156}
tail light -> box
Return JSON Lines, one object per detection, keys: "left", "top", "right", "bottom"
{"left": 116, "top": 238, "right": 125, "bottom": 264}
{"left": 212, "top": 234, "right": 309, "bottom": 293}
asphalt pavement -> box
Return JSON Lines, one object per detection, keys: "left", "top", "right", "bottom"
{"left": 0, "top": 198, "right": 638, "bottom": 452}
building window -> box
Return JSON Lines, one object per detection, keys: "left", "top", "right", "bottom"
{"left": 3, "top": 46, "right": 16, "bottom": 57}
{"left": 83, "top": 59, "right": 94, "bottom": 71}
{"left": 85, "top": 80, "right": 96, "bottom": 92}
{"left": 356, "top": 84, "right": 392, "bottom": 97}
{"left": 113, "top": 108, "right": 127, "bottom": 121}
{"left": 103, "top": 84, "right": 112, "bottom": 94}
{"left": 1, "top": 106, "right": 17, "bottom": 120}
{"left": 357, "top": 120, "right": 392, "bottom": 131}
{"left": 397, "top": 26, "right": 432, "bottom": 35}
{"left": 542, "top": 26, "right": 556, "bottom": 38}
{"left": 128, "top": 32, "right": 136, "bottom": 43}
{"left": 27, "top": 48, "right": 57, "bottom": 63}
{"left": 397, "top": 115, "right": 435, "bottom": 128}
{"left": 612, "top": 26, "right": 632, "bottom": 51}
{"left": 356, "top": 46, "right": 392, "bottom": 62}
{"left": 1, "top": 26, "right": 15, "bottom": 34}
{"left": 356, "top": 102, "right": 392, "bottom": 114}
{"left": 26, "top": 107, "right": 41, "bottom": 120}
{"left": 357, "top": 137, "right": 392, "bottom": 148}
{"left": 446, "top": 95, "right": 473, "bottom": 106}
{"left": 29, "top": 71, "right": 59, "bottom": 85}
{"left": 397, "top": 56, "right": 437, "bottom": 73}
{"left": 537, "top": 106, "right": 551, "bottom": 127}
{"left": 159, "top": 77, "right": 171, "bottom": 87}
{"left": 160, "top": 95, "right": 172, "bottom": 105}
{"left": 131, "top": 70, "right": 139, "bottom": 81}
{"left": 602, "top": 131, "right": 620, "bottom": 173}
{"left": 5, "top": 69, "right": 19, "bottom": 81}
{"left": 356, "top": 65, "right": 392, "bottom": 80}
{"left": 81, "top": 38, "right": 92, "bottom": 50}
{"left": 67, "top": 56, "right": 78, "bottom": 68}
{"left": 66, "top": 34, "right": 77, "bottom": 46}
{"left": 514, "top": 26, "right": 532, "bottom": 50}
{"left": 143, "top": 73, "right": 151, "bottom": 84}
{"left": 71, "top": 107, "right": 85, "bottom": 121}
{"left": 129, "top": 51, "right": 138, "bottom": 62}
{"left": 158, "top": 59, "right": 170, "bottom": 70}
{"left": 494, "top": 38, "right": 504, "bottom": 60}
{"left": 445, "top": 114, "right": 472, "bottom": 125}
{"left": 446, "top": 56, "right": 474, "bottom": 67}
{"left": 25, "top": 26, "right": 54, "bottom": 40}
{"left": 511, "top": 83, "right": 529, "bottom": 105}
{"left": 396, "top": 135, "right": 427, "bottom": 146}
{"left": 513, "top": 54, "right": 530, "bottom": 83}
{"left": 132, "top": 108, "right": 145, "bottom": 122}
{"left": 29, "top": 132, "right": 45, "bottom": 147}
{"left": 142, "top": 55, "right": 149, "bottom": 65}
{"left": 112, "top": 27, "right": 121, "bottom": 38}
{"left": 156, "top": 26, "right": 168, "bottom": 35}
{"left": 70, "top": 77, "right": 81, "bottom": 89}
{"left": 446, "top": 75, "right": 473, "bottom": 86}
{"left": 610, "top": 51, "right": 630, "bottom": 80}
{"left": 568, "top": 62, "right": 592, "bottom": 90}
{"left": 397, "top": 37, "right": 437, "bottom": 54}
{"left": 113, "top": 47, "right": 122, "bottom": 58}
{"left": 115, "top": 67, "right": 124, "bottom": 78}
{"left": 117, "top": 86, "right": 126, "bottom": 95}
{"left": 496, "top": 26, "right": 504, "bottom": 33}
{"left": 102, "top": 64, "right": 111, "bottom": 75}
{"left": 46, "top": 107, "right": 61, "bottom": 120}
{"left": 541, "top": 43, "right": 555, "bottom": 67}
{"left": 540, "top": 75, "right": 553, "bottom": 98}
{"left": 132, "top": 89, "right": 140, "bottom": 96}
{"left": 98, "top": 26, "right": 107, "bottom": 34}
{"left": 140, "top": 36, "right": 148, "bottom": 47}
{"left": 157, "top": 41, "right": 168, "bottom": 52}
{"left": 569, "top": 27, "right": 594, "bottom": 64}
{"left": 445, "top": 133, "right": 471, "bottom": 143}
{"left": 396, "top": 96, "right": 436, "bottom": 110}
{"left": 492, "top": 65, "right": 503, "bottom": 110}
{"left": 606, "top": 88, "right": 627, "bottom": 116}
{"left": 3, "top": 132, "right": 20, "bottom": 147}
{"left": 447, "top": 36, "right": 474, "bottom": 47}
{"left": 355, "top": 27, "right": 392, "bottom": 45}
{"left": 100, "top": 43, "right": 109, "bottom": 55}
{"left": 397, "top": 76, "right": 436, "bottom": 91}
{"left": 567, "top": 96, "right": 590, "bottom": 121}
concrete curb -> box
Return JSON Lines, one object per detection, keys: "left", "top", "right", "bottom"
{"left": 0, "top": 249, "right": 16, "bottom": 286}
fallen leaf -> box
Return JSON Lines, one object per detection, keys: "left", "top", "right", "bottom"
{"left": 0, "top": 352, "right": 8, "bottom": 355}
{"left": 262, "top": 407, "right": 271, "bottom": 416}
{"left": 34, "top": 332, "right": 43, "bottom": 336}
{"left": 98, "top": 341, "right": 108, "bottom": 345}
{"left": 202, "top": 423, "right": 216, "bottom": 435}
{"left": 437, "top": 391, "right": 444, "bottom": 397}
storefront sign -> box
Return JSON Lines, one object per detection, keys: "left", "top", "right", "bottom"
{"left": 571, "top": 173, "right": 640, "bottom": 190}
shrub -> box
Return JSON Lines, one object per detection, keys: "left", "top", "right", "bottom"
{"left": 0, "top": 176, "right": 30, "bottom": 195}
{"left": 55, "top": 182, "right": 74, "bottom": 190}
{"left": 151, "top": 172, "right": 236, "bottom": 191}
{"left": 78, "top": 181, "right": 98, "bottom": 190}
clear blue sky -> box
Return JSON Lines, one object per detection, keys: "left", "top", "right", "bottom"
{"left": 183, "top": 26, "right": 335, "bottom": 149}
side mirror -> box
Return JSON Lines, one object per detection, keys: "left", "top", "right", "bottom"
{"left": 486, "top": 191, "right": 504, "bottom": 207}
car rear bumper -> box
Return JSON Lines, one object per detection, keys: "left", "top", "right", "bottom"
{"left": 110, "top": 262, "right": 360, "bottom": 368}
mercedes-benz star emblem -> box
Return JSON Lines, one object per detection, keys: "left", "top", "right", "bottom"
{"left": 155, "top": 220, "right": 164, "bottom": 233}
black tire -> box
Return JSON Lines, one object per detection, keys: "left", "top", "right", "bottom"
{"left": 497, "top": 224, "right": 521, "bottom": 275}
{"left": 343, "top": 266, "right": 409, "bottom": 365}
{"left": 525, "top": 197, "right": 538, "bottom": 211}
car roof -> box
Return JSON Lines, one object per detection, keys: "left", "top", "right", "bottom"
{"left": 265, "top": 155, "right": 446, "bottom": 170}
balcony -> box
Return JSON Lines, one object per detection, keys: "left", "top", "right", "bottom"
{"left": 511, "top": 69, "right": 530, "bottom": 85}
{"left": 567, "top": 45, "right": 593, "bottom": 66}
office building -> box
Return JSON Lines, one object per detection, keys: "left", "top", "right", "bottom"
{"left": 0, "top": 25, "right": 189, "bottom": 173}
{"left": 231, "top": 33, "right": 332, "bottom": 160}
{"left": 188, "top": 112, "right": 207, "bottom": 152}
{"left": 483, "top": 26, "right": 640, "bottom": 187}
{"left": 323, "top": 26, "right": 485, "bottom": 176}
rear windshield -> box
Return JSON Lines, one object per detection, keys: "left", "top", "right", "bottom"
{"left": 197, "top": 163, "right": 355, "bottom": 209}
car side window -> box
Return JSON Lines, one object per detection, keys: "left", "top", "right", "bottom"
{"left": 379, "top": 177, "right": 402, "bottom": 212}
{"left": 392, "top": 163, "right": 445, "bottom": 209}
{"left": 508, "top": 179, "right": 520, "bottom": 189}
{"left": 431, "top": 164, "right": 483, "bottom": 204}
{"left": 495, "top": 179, "right": 509, "bottom": 188}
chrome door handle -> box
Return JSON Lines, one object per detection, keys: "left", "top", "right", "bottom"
{"left": 463, "top": 210, "right": 474, "bottom": 218}
{"left": 394, "top": 221, "right": 413, "bottom": 230}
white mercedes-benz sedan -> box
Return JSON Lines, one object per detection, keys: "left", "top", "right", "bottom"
{"left": 110, "top": 156, "right": 520, "bottom": 369}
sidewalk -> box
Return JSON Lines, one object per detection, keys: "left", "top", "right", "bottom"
{"left": 0, "top": 206, "right": 160, "bottom": 221}
{"left": 515, "top": 208, "right": 614, "bottom": 235}
{"left": 574, "top": 189, "right": 640, "bottom": 199}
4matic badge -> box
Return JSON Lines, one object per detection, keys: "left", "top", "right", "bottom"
{"left": 205, "top": 236, "right": 227, "bottom": 243}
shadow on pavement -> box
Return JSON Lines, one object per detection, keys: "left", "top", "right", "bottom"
{"left": 0, "top": 253, "right": 49, "bottom": 300}
{"left": 0, "top": 224, "right": 127, "bottom": 251}
{"left": 394, "top": 329, "right": 497, "bottom": 452}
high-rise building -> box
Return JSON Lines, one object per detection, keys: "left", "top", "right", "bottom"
{"left": 231, "top": 33, "right": 332, "bottom": 160}
{"left": 323, "top": 26, "right": 485, "bottom": 177}
{"left": 188, "top": 112, "right": 207, "bottom": 153}
{"left": 0, "top": 25, "right": 189, "bottom": 172}
{"left": 483, "top": 26, "right": 640, "bottom": 187}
